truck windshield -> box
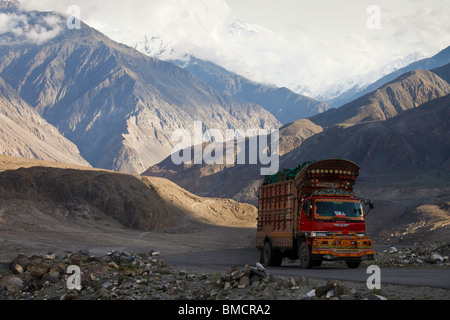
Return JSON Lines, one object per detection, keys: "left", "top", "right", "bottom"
{"left": 314, "top": 199, "right": 364, "bottom": 220}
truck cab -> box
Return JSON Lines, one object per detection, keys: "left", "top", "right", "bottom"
{"left": 297, "top": 196, "right": 373, "bottom": 268}
{"left": 299, "top": 196, "right": 366, "bottom": 235}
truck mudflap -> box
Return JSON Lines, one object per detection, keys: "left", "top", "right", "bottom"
{"left": 311, "top": 231, "right": 374, "bottom": 261}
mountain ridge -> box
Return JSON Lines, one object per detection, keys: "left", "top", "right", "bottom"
{"left": 309, "top": 67, "right": 450, "bottom": 127}
{"left": 0, "top": 76, "right": 90, "bottom": 167}
{"left": 0, "top": 9, "right": 280, "bottom": 174}
{"left": 284, "top": 94, "right": 450, "bottom": 175}
{"left": 326, "top": 46, "right": 450, "bottom": 109}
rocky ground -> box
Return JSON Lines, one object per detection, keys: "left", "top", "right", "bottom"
{"left": 1, "top": 243, "right": 449, "bottom": 301}
{"left": 363, "top": 241, "right": 450, "bottom": 268}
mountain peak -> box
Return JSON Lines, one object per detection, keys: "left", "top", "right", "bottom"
{"left": 0, "top": 0, "right": 20, "bottom": 13}
{"left": 228, "top": 19, "right": 273, "bottom": 36}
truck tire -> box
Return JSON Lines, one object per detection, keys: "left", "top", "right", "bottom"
{"left": 261, "top": 241, "right": 282, "bottom": 267}
{"left": 298, "top": 241, "right": 313, "bottom": 269}
{"left": 346, "top": 260, "right": 361, "bottom": 269}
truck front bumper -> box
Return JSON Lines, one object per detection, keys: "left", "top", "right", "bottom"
{"left": 311, "top": 233, "right": 374, "bottom": 261}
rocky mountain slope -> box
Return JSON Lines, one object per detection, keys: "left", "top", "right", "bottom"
{"left": 173, "top": 56, "right": 329, "bottom": 124}
{"left": 0, "top": 0, "right": 19, "bottom": 12}
{"left": 309, "top": 68, "right": 450, "bottom": 127}
{"left": 432, "top": 63, "right": 450, "bottom": 83}
{"left": 0, "top": 8, "right": 280, "bottom": 174}
{"left": 284, "top": 94, "right": 450, "bottom": 175}
{"left": 0, "top": 77, "right": 90, "bottom": 167}
{"left": 144, "top": 118, "right": 323, "bottom": 204}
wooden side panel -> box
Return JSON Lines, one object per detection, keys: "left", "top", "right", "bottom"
{"left": 256, "top": 181, "right": 296, "bottom": 250}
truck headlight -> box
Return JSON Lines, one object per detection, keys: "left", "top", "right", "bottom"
{"left": 312, "top": 232, "right": 327, "bottom": 237}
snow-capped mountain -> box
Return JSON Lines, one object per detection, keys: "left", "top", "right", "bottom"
{"left": 105, "top": 22, "right": 433, "bottom": 111}
{"left": 104, "top": 31, "right": 176, "bottom": 60}
{"left": 378, "top": 52, "right": 428, "bottom": 77}
{"left": 106, "top": 19, "right": 274, "bottom": 61}
{"left": 305, "top": 52, "right": 428, "bottom": 107}
{"left": 0, "top": 0, "right": 20, "bottom": 12}
{"left": 228, "top": 19, "right": 274, "bottom": 36}
{"left": 104, "top": 23, "right": 329, "bottom": 125}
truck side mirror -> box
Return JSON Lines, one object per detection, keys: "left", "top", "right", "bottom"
{"left": 301, "top": 201, "right": 311, "bottom": 221}
{"left": 302, "top": 202, "right": 308, "bottom": 212}
{"left": 364, "top": 199, "right": 374, "bottom": 216}
{"left": 365, "top": 199, "right": 374, "bottom": 210}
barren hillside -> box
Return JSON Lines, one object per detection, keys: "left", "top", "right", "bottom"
{"left": 0, "top": 78, "right": 90, "bottom": 167}
{"left": 310, "top": 69, "right": 450, "bottom": 127}
{"left": 144, "top": 118, "right": 323, "bottom": 204}
{"left": 0, "top": 156, "right": 257, "bottom": 238}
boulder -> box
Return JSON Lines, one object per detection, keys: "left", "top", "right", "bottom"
{"left": 367, "top": 294, "right": 388, "bottom": 300}
{"left": 238, "top": 276, "right": 250, "bottom": 289}
{"left": 29, "top": 262, "right": 50, "bottom": 280}
{"left": 11, "top": 264, "right": 24, "bottom": 274}
{"left": 388, "top": 247, "right": 398, "bottom": 254}
{"left": 315, "top": 286, "right": 328, "bottom": 298}
{"left": 6, "top": 277, "right": 23, "bottom": 296}
{"left": 427, "top": 253, "right": 444, "bottom": 264}
{"left": 262, "top": 286, "right": 277, "bottom": 300}
{"left": 44, "top": 254, "right": 56, "bottom": 261}
{"left": 256, "top": 263, "right": 266, "bottom": 272}
{"left": 10, "top": 254, "right": 30, "bottom": 273}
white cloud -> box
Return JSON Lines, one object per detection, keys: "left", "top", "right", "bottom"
{"left": 0, "top": 11, "right": 64, "bottom": 45}
{"left": 0, "top": 12, "right": 21, "bottom": 33}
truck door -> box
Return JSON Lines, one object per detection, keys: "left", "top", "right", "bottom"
{"left": 299, "top": 199, "right": 313, "bottom": 232}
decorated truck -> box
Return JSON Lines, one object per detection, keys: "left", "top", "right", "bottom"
{"left": 256, "top": 159, "right": 374, "bottom": 269}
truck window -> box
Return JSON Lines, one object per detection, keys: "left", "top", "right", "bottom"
{"left": 302, "top": 200, "right": 312, "bottom": 221}
{"left": 314, "top": 200, "right": 364, "bottom": 220}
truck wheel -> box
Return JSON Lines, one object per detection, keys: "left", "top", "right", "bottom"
{"left": 261, "top": 241, "right": 282, "bottom": 267}
{"left": 298, "top": 241, "right": 313, "bottom": 269}
{"left": 346, "top": 260, "right": 361, "bottom": 269}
